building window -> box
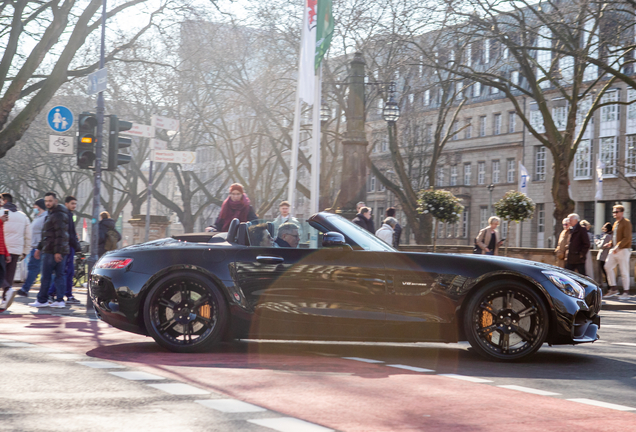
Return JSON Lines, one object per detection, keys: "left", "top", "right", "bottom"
{"left": 464, "top": 163, "right": 472, "bottom": 186}
{"left": 502, "top": 220, "right": 509, "bottom": 239}
{"left": 492, "top": 160, "right": 500, "bottom": 183}
{"left": 491, "top": 79, "right": 499, "bottom": 94}
{"left": 508, "top": 112, "right": 516, "bottom": 133}
{"left": 553, "top": 105, "right": 567, "bottom": 131}
{"left": 574, "top": 139, "right": 592, "bottom": 179}
{"left": 368, "top": 175, "right": 376, "bottom": 192}
{"left": 494, "top": 113, "right": 501, "bottom": 135}
{"left": 473, "top": 82, "right": 481, "bottom": 98}
{"left": 535, "top": 146, "right": 546, "bottom": 181}
{"left": 529, "top": 107, "right": 545, "bottom": 133}
{"left": 438, "top": 220, "right": 445, "bottom": 238}
{"left": 450, "top": 165, "right": 458, "bottom": 186}
{"left": 379, "top": 180, "right": 386, "bottom": 192}
{"left": 462, "top": 210, "right": 469, "bottom": 238}
{"left": 511, "top": 70, "right": 520, "bottom": 85}
{"left": 536, "top": 26, "right": 552, "bottom": 89}
{"left": 479, "top": 116, "right": 487, "bottom": 136}
{"left": 478, "top": 162, "right": 485, "bottom": 185}
{"left": 507, "top": 159, "right": 515, "bottom": 183}
{"left": 424, "top": 89, "right": 430, "bottom": 106}
{"left": 480, "top": 207, "right": 488, "bottom": 227}
{"left": 483, "top": 39, "right": 491, "bottom": 63}
{"left": 537, "top": 203, "right": 545, "bottom": 233}
{"left": 600, "top": 136, "right": 618, "bottom": 176}
{"left": 425, "top": 124, "right": 433, "bottom": 144}
{"left": 600, "top": 90, "right": 619, "bottom": 137}
{"left": 627, "top": 135, "right": 636, "bottom": 176}
{"left": 456, "top": 80, "right": 463, "bottom": 100}
{"left": 436, "top": 167, "right": 445, "bottom": 187}
{"left": 465, "top": 118, "right": 472, "bottom": 139}
{"left": 452, "top": 121, "right": 459, "bottom": 141}
{"left": 381, "top": 137, "right": 388, "bottom": 152}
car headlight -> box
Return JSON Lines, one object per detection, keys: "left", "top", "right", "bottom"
{"left": 542, "top": 270, "right": 585, "bottom": 299}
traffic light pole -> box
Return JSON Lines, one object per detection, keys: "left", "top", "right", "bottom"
{"left": 86, "top": 0, "right": 107, "bottom": 312}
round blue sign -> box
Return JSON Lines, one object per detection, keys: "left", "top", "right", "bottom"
{"left": 47, "top": 106, "right": 74, "bottom": 132}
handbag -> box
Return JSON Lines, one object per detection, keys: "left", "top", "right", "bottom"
{"left": 473, "top": 230, "right": 486, "bottom": 254}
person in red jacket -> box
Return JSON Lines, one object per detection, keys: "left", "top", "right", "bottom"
{"left": 0, "top": 214, "right": 15, "bottom": 311}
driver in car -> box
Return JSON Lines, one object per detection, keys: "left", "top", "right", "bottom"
{"left": 275, "top": 223, "right": 300, "bottom": 248}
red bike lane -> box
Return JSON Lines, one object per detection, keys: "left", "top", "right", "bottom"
{"left": 1, "top": 314, "right": 633, "bottom": 432}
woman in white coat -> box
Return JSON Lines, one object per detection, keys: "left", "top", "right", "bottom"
{"left": 376, "top": 217, "right": 397, "bottom": 245}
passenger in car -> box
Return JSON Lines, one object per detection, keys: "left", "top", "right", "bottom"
{"left": 207, "top": 183, "right": 257, "bottom": 232}
{"left": 248, "top": 223, "right": 274, "bottom": 247}
{"left": 274, "top": 222, "right": 300, "bottom": 248}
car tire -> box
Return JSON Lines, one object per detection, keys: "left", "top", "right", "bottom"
{"left": 143, "top": 271, "right": 228, "bottom": 353}
{"left": 464, "top": 279, "right": 549, "bottom": 361}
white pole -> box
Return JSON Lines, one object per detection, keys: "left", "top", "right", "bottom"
{"left": 287, "top": 0, "right": 308, "bottom": 216}
{"left": 310, "top": 65, "right": 322, "bottom": 215}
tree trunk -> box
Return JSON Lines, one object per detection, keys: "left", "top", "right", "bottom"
{"left": 433, "top": 218, "right": 438, "bottom": 252}
{"left": 552, "top": 154, "right": 575, "bottom": 238}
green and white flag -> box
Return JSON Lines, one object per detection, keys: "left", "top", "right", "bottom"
{"left": 315, "top": 0, "right": 334, "bottom": 71}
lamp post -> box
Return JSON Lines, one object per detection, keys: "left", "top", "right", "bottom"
{"left": 487, "top": 184, "right": 495, "bottom": 217}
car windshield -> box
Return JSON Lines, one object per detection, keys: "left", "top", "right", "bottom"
{"left": 324, "top": 214, "right": 396, "bottom": 252}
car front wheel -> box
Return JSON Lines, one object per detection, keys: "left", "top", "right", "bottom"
{"left": 143, "top": 272, "right": 228, "bottom": 353}
{"left": 464, "top": 280, "right": 549, "bottom": 361}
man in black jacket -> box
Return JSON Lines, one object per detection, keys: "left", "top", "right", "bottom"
{"left": 386, "top": 207, "right": 402, "bottom": 248}
{"left": 48, "top": 196, "right": 82, "bottom": 304}
{"left": 352, "top": 207, "right": 374, "bottom": 233}
{"left": 29, "top": 192, "right": 69, "bottom": 308}
{"left": 565, "top": 213, "right": 590, "bottom": 275}
{"left": 98, "top": 211, "right": 121, "bottom": 257}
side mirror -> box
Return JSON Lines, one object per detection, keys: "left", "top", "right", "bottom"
{"left": 322, "top": 232, "right": 348, "bottom": 248}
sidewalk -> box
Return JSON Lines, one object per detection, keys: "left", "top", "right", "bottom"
{"left": 3, "top": 285, "right": 95, "bottom": 317}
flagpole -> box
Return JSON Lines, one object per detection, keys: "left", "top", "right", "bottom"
{"left": 310, "top": 65, "right": 322, "bottom": 215}
{"left": 287, "top": 0, "right": 308, "bottom": 215}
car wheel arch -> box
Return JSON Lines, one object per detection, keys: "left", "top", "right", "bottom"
{"left": 136, "top": 265, "right": 232, "bottom": 333}
{"left": 456, "top": 272, "right": 555, "bottom": 341}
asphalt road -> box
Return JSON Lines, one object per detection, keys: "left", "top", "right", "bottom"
{"left": 1, "top": 292, "right": 636, "bottom": 432}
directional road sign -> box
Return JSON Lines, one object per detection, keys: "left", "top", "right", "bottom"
{"left": 47, "top": 106, "right": 74, "bottom": 132}
{"left": 150, "top": 138, "right": 167, "bottom": 150}
{"left": 150, "top": 150, "right": 196, "bottom": 164}
{"left": 48, "top": 135, "right": 74, "bottom": 155}
{"left": 87, "top": 68, "right": 108, "bottom": 95}
{"left": 120, "top": 123, "right": 155, "bottom": 138}
{"left": 151, "top": 115, "right": 179, "bottom": 131}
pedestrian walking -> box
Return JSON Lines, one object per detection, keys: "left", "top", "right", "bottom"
{"left": 48, "top": 196, "right": 81, "bottom": 304}
{"left": 355, "top": 202, "right": 375, "bottom": 233}
{"left": 580, "top": 220, "right": 595, "bottom": 280}
{"left": 206, "top": 183, "right": 257, "bottom": 232}
{"left": 565, "top": 213, "right": 590, "bottom": 275}
{"left": 596, "top": 222, "right": 613, "bottom": 287}
{"left": 604, "top": 205, "right": 633, "bottom": 299}
{"left": 0, "top": 192, "right": 30, "bottom": 287}
{"left": 0, "top": 213, "right": 14, "bottom": 311}
{"left": 376, "top": 217, "right": 397, "bottom": 245}
{"left": 272, "top": 201, "right": 302, "bottom": 239}
{"left": 475, "top": 216, "right": 504, "bottom": 255}
{"left": 555, "top": 218, "right": 570, "bottom": 268}
{"left": 28, "top": 192, "right": 69, "bottom": 308}
{"left": 15, "top": 199, "right": 46, "bottom": 297}
{"left": 352, "top": 207, "right": 374, "bottom": 233}
{"left": 386, "top": 208, "right": 402, "bottom": 248}
{"left": 98, "top": 211, "right": 121, "bottom": 257}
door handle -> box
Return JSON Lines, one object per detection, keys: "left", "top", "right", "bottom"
{"left": 256, "top": 255, "right": 284, "bottom": 264}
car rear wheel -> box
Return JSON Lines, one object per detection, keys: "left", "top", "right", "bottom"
{"left": 143, "top": 272, "right": 228, "bottom": 353}
{"left": 464, "top": 280, "right": 549, "bottom": 361}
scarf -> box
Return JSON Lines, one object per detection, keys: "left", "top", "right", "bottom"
{"left": 218, "top": 194, "right": 251, "bottom": 231}
{"left": 2, "top": 202, "right": 17, "bottom": 212}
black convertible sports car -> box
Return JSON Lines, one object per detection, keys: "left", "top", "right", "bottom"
{"left": 89, "top": 212, "right": 601, "bottom": 361}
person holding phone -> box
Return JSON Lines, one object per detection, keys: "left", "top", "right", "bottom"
{"left": 475, "top": 216, "right": 505, "bottom": 256}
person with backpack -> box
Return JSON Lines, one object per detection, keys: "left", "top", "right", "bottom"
{"left": 98, "top": 211, "right": 121, "bottom": 257}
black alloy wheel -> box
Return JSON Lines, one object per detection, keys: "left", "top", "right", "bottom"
{"left": 464, "top": 280, "right": 549, "bottom": 361}
{"left": 143, "top": 271, "right": 228, "bottom": 353}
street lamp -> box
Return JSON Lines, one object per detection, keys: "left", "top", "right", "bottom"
{"left": 382, "top": 82, "right": 400, "bottom": 124}
{"left": 487, "top": 184, "right": 495, "bottom": 218}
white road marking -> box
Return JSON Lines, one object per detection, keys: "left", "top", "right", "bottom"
{"left": 438, "top": 374, "right": 493, "bottom": 383}
{"left": 76, "top": 361, "right": 125, "bottom": 369}
{"left": 387, "top": 364, "right": 435, "bottom": 373}
{"left": 50, "top": 353, "right": 87, "bottom": 360}
{"left": 248, "top": 417, "right": 334, "bottom": 432}
{"left": 600, "top": 325, "right": 636, "bottom": 330}
{"left": 0, "top": 339, "right": 15, "bottom": 342}
{"left": 147, "top": 383, "right": 210, "bottom": 395}
{"left": 0, "top": 342, "right": 34, "bottom": 347}
{"left": 567, "top": 398, "right": 636, "bottom": 411}
{"left": 24, "top": 347, "right": 61, "bottom": 353}
{"left": 109, "top": 371, "right": 166, "bottom": 381}
{"left": 497, "top": 385, "right": 561, "bottom": 396}
{"left": 195, "top": 399, "right": 267, "bottom": 413}
{"left": 611, "top": 342, "right": 636, "bottom": 347}
{"left": 341, "top": 357, "right": 384, "bottom": 363}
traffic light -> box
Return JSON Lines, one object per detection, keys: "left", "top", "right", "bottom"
{"left": 107, "top": 115, "right": 132, "bottom": 171}
{"left": 77, "top": 112, "right": 97, "bottom": 169}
